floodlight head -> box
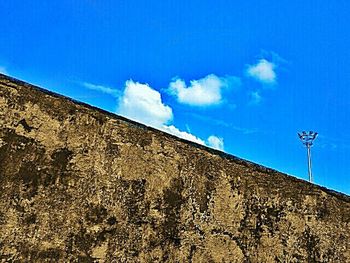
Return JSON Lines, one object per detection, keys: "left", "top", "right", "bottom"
{"left": 298, "top": 130, "right": 318, "bottom": 147}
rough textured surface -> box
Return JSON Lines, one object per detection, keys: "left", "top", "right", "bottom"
{"left": 0, "top": 73, "right": 349, "bottom": 262}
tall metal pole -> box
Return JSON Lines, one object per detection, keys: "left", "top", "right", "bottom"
{"left": 298, "top": 131, "right": 318, "bottom": 183}
{"left": 307, "top": 144, "right": 312, "bottom": 183}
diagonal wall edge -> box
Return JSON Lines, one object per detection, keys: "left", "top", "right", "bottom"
{"left": 0, "top": 73, "right": 349, "bottom": 262}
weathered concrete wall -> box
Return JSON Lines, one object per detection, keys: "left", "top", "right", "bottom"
{"left": 0, "top": 73, "right": 349, "bottom": 262}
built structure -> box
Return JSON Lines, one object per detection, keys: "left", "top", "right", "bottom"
{"left": 0, "top": 74, "right": 349, "bottom": 262}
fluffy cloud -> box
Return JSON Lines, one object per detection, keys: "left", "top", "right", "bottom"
{"left": 116, "top": 80, "right": 224, "bottom": 149}
{"left": 207, "top": 135, "right": 224, "bottom": 151}
{"left": 160, "top": 125, "right": 205, "bottom": 145}
{"left": 82, "top": 79, "right": 225, "bottom": 150}
{"left": 168, "top": 74, "right": 240, "bottom": 106}
{"left": 117, "top": 80, "right": 173, "bottom": 127}
{"left": 246, "top": 59, "right": 276, "bottom": 84}
{"left": 83, "top": 82, "right": 120, "bottom": 97}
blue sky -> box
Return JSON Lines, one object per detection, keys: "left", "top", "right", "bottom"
{"left": 1, "top": 1, "right": 349, "bottom": 195}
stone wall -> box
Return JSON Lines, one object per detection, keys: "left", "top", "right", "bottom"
{"left": 0, "top": 74, "right": 349, "bottom": 262}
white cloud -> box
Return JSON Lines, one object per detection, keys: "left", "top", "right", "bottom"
{"left": 246, "top": 59, "right": 276, "bottom": 84}
{"left": 117, "top": 80, "right": 173, "bottom": 127}
{"left": 249, "top": 91, "right": 262, "bottom": 105}
{"left": 117, "top": 80, "right": 225, "bottom": 148}
{"left": 83, "top": 82, "right": 120, "bottom": 97}
{"left": 207, "top": 135, "right": 224, "bottom": 151}
{"left": 82, "top": 79, "right": 226, "bottom": 149}
{"left": 168, "top": 74, "right": 240, "bottom": 106}
{"left": 160, "top": 125, "right": 205, "bottom": 145}
{"left": 0, "top": 66, "right": 8, "bottom": 75}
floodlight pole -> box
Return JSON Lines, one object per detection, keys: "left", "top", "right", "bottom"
{"left": 306, "top": 143, "right": 312, "bottom": 183}
{"left": 298, "top": 131, "right": 318, "bottom": 183}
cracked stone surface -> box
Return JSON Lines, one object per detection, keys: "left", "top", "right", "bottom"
{"left": 0, "top": 73, "right": 349, "bottom": 262}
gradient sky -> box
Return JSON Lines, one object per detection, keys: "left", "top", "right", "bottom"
{"left": 1, "top": 1, "right": 349, "bottom": 195}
